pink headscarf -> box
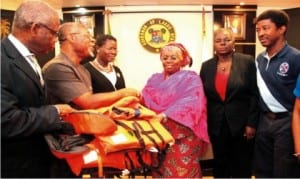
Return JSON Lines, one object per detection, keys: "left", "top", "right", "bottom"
{"left": 160, "top": 42, "right": 193, "bottom": 67}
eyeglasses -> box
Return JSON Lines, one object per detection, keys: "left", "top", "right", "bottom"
{"left": 71, "top": 33, "right": 94, "bottom": 41}
{"left": 37, "top": 23, "right": 58, "bottom": 36}
{"left": 58, "top": 32, "right": 94, "bottom": 42}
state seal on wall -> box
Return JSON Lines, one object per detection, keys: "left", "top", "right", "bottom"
{"left": 139, "top": 18, "right": 176, "bottom": 53}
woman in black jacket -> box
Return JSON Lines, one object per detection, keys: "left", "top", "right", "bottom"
{"left": 200, "top": 28, "right": 260, "bottom": 178}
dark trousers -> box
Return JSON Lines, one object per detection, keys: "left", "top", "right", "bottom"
{"left": 2, "top": 142, "right": 53, "bottom": 178}
{"left": 210, "top": 120, "right": 254, "bottom": 178}
{"left": 50, "top": 157, "right": 77, "bottom": 178}
{"left": 2, "top": 155, "right": 51, "bottom": 178}
{"left": 254, "top": 113, "right": 300, "bottom": 178}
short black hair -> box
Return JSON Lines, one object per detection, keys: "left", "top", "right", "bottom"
{"left": 256, "top": 9, "right": 290, "bottom": 29}
{"left": 95, "top": 34, "right": 117, "bottom": 47}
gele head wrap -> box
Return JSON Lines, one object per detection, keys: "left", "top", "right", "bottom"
{"left": 160, "top": 42, "right": 193, "bottom": 67}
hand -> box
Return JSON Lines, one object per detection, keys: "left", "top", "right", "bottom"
{"left": 120, "top": 88, "right": 140, "bottom": 98}
{"left": 155, "top": 113, "right": 167, "bottom": 123}
{"left": 244, "top": 126, "right": 256, "bottom": 140}
{"left": 111, "top": 96, "right": 140, "bottom": 108}
{"left": 59, "top": 121, "right": 76, "bottom": 135}
{"left": 293, "top": 152, "right": 300, "bottom": 162}
{"left": 54, "top": 104, "right": 76, "bottom": 117}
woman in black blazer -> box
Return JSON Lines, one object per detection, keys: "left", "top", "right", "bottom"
{"left": 200, "top": 28, "right": 260, "bottom": 178}
{"left": 84, "top": 34, "right": 126, "bottom": 93}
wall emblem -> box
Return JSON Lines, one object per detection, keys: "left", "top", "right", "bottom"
{"left": 139, "top": 18, "right": 176, "bottom": 53}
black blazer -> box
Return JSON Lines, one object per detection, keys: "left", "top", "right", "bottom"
{"left": 1, "top": 37, "right": 63, "bottom": 177}
{"left": 84, "top": 62, "right": 126, "bottom": 93}
{"left": 200, "top": 52, "right": 260, "bottom": 137}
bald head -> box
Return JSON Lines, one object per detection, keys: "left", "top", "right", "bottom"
{"left": 12, "top": 0, "right": 59, "bottom": 32}
{"left": 58, "top": 22, "right": 88, "bottom": 43}
{"left": 57, "top": 22, "right": 95, "bottom": 61}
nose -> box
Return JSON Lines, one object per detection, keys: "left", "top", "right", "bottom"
{"left": 90, "top": 37, "right": 96, "bottom": 45}
{"left": 219, "top": 41, "right": 226, "bottom": 45}
{"left": 165, "top": 58, "right": 174, "bottom": 64}
{"left": 257, "top": 29, "right": 264, "bottom": 37}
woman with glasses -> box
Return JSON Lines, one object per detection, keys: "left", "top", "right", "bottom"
{"left": 200, "top": 28, "right": 259, "bottom": 178}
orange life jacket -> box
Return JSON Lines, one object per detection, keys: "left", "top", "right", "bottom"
{"left": 62, "top": 110, "right": 117, "bottom": 135}
{"left": 45, "top": 97, "right": 174, "bottom": 177}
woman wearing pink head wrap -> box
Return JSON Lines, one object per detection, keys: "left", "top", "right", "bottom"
{"left": 142, "top": 42, "right": 209, "bottom": 178}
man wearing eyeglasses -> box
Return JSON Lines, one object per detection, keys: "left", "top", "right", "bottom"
{"left": 42, "top": 22, "right": 140, "bottom": 177}
{"left": 1, "top": 1, "right": 76, "bottom": 178}
{"left": 43, "top": 22, "right": 139, "bottom": 111}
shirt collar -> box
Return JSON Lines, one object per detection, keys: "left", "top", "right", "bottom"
{"left": 263, "top": 43, "right": 288, "bottom": 60}
{"left": 8, "top": 34, "right": 33, "bottom": 57}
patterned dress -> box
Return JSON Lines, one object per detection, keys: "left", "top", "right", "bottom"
{"left": 154, "top": 120, "right": 205, "bottom": 178}
{"left": 142, "top": 70, "right": 209, "bottom": 178}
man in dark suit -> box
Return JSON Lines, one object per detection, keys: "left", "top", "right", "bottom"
{"left": 1, "top": 1, "right": 75, "bottom": 177}
{"left": 200, "top": 28, "right": 260, "bottom": 178}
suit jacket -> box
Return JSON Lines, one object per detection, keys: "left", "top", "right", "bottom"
{"left": 84, "top": 62, "right": 126, "bottom": 93}
{"left": 1, "top": 37, "right": 63, "bottom": 177}
{"left": 200, "top": 52, "right": 260, "bottom": 137}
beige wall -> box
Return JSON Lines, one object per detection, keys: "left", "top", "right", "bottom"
{"left": 0, "top": 0, "right": 294, "bottom": 59}
{"left": 1, "top": 0, "right": 23, "bottom": 10}
{"left": 106, "top": 5, "right": 213, "bottom": 90}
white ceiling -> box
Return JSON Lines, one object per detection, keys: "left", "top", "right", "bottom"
{"left": 2, "top": 0, "right": 299, "bottom": 10}
{"left": 57, "top": 0, "right": 300, "bottom": 8}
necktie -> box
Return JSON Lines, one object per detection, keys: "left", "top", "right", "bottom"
{"left": 28, "top": 55, "right": 44, "bottom": 86}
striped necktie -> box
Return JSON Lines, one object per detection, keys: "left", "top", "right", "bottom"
{"left": 28, "top": 55, "right": 44, "bottom": 86}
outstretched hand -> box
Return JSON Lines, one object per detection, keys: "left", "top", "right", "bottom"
{"left": 54, "top": 104, "right": 76, "bottom": 117}
{"left": 120, "top": 88, "right": 141, "bottom": 99}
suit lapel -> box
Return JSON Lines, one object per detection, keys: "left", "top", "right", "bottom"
{"left": 208, "top": 57, "right": 224, "bottom": 101}
{"left": 3, "top": 38, "right": 45, "bottom": 93}
{"left": 225, "top": 54, "right": 238, "bottom": 102}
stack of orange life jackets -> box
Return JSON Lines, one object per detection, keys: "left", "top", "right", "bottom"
{"left": 45, "top": 96, "right": 175, "bottom": 177}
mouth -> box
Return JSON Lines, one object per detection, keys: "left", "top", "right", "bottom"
{"left": 108, "top": 55, "right": 116, "bottom": 60}
{"left": 259, "top": 40, "right": 268, "bottom": 46}
{"left": 165, "top": 64, "right": 173, "bottom": 68}
{"left": 259, "top": 37, "right": 267, "bottom": 43}
{"left": 218, "top": 48, "right": 229, "bottom": 53}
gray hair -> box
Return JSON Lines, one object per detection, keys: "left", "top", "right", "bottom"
{"left": 12, "top": 0, "right": 59, "bottom": 31}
